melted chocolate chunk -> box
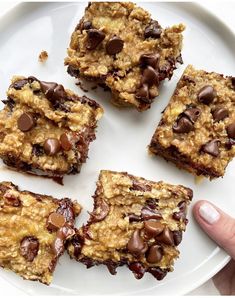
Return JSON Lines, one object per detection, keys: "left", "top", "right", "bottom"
{"left": 17, "top": 113, "right": 35, "bottom": 132}
{"left": 147, "top": 267, "right": 167, "bottom": 280}
{"left": 90, "top": 199, "right": 109, "bottom": 223}
{"left": 201, "top": 139, "right": 220, "bottom": 157}
{"left": 127, "top": 230, "right": 148, "bottom": 256}
{"left": 128, "top": 213, "right": 141, "bottom": 223}
{"left": 2, "top": 98, "right": 15, "bottom": 111}
{"left": 86, "top": 29, "right": 105, "bottom": 50}
{"left": 71, "top": 234, "right": 84, "bottom": 259}
{"left": 227, "top": 122, "right": 235, "bottom": 139}
{"left": 230, "top": 77, "right": 235, "bottom": 89}
{"left": 141, "top": 206, "right": 162, "bottom": 220}
{"left": 144, "top": 20, "right": 162, "bottom": 39}
{"left": 128, "top": 262, "right": 146, "bottom": 279}
{"left": 11, "top": 79, "right": 28, "bottom": 90}
{"left": 82, "top": 21, "right": 92, "bottom": 30}
{"left": 57, "top": 198, "right": 76, "bottom": 224}
{"left": 20, "top": 236, "right": 39, "bottom": 262}
{"left": 106, "top": 36, "right": 124, "bottom": 55}
{"left": 32, "top": 144, "right": 44, "bottom": 157}
{"left": 212, "top": 107, "right": 229, "bottom": 122}
{"left": 197, "top": 85, "right": 216, "bottom": 104}
{"left": 130, "top": 181, "right": 152, "bottom": 192}
{"left": 3, "top": 192, "right": 21, "bottom": 207}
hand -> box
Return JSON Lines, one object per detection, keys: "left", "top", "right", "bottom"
{"left": 193, "top": 200, "right": 235, "bottom": 295}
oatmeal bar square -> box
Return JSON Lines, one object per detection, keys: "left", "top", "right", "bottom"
{"left": 0, "top": 182, "right": 81, "bottom": 284}
{"left": 67, "top": 170, "right": 192, "bottom": 281}
{"left": 0, "top": 76, "right": 103, "bottom": 181}
{"left": 149, "top": 65, "right": 235, "bottom": 179}
{"left": 65, "top": 2, "right": 185, "bottom": 111}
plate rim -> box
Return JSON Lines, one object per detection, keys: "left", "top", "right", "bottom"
{"left": 0, "top": 1, "right": 233, "bottom": 295}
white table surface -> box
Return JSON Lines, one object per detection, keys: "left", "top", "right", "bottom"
{"left": 0, "top": 1, "right": 234, "bottom": 296}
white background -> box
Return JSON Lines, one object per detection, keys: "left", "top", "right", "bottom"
{"left": 0, "top": 1, "right": 234, "bottom": 296}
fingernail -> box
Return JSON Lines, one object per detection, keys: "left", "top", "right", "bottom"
{"left": 199, "top": 203, "right": 220, "bottom": 224}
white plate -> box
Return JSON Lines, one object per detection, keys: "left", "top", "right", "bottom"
{"left": 0, "top": 2, "right": 234, "bottom": 295}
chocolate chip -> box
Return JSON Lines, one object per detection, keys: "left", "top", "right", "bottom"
{"left": 3, "top": 191, "right": 21, "bottom": 207}
{"left": 155, "top": 228, "right": 174, "bottom": 246}
{"left": 198, "top": 85, "right": 216, "bottom": 104}
{"left": 173, "top": 230, "right": 182, "bottom": 246}
{"left": 201, "top": 139, "right": 220, "bottom": 157}
{"left": 17, "top": 113, "right": 35, "bottom": 132}
{"left": 144, "top": 221, "right": 164, "bottom": 237}
{"left": 227, "top": 122, "right": 235, "bottom": 139}
{"left": 47, "top": 212, "right": 66, "bottom": 232}
{"left": 20, "top": 236, "right": 39, "bottom": 262}
{"left": 90, "top": 199, "right": 109, "bottom": 223}
{"left": 106, "top": 36, "right": 124, "bottom": 55}
{"left": 147, "top": 267, "right": 167, "bottom": 280}
{"left": 173, "top": 116, "right": 194, "bottom": 133}
{"left": 178, "top": 200, "right": 186, "bottom": 211}
{"left": 40, "top": 81, "right": 66, "bottom": 102}
{"left": 60, "top": 133, "right": 72, "bottom": 151}
{"left": 43, "top": 138, "right": 61, "bottom": 156}
{"left": 141, "top": 206, "right": 162, "bottom": 220}
{"left": 128, "top": 262, "right": 146, "bottom": 279}
{"left": 135, "top": 84, "right": 150, "bottom": 103}
{"left": 40, "top": 81, "right": 57, "bottom": 98}
{"left": 86, "top": 29, "right": 105, "bottom": 50}
{"left": 183, "top": 107, "right": 201, "bottom": 123}
{"left": 82, "top": 21, "right": 92, "bottom": 30}
{"left": 130, "top": 180, "right": 152, "bottom": 192}
{"left": 52, "top": 225, "right": 75, "bottom": 257}
{"left": 57, "top": 198, "right": 75, "bottom": 224}
{"left": 144, "top": 21, "right": 162, "bottom": 39}
{"left": 146, "top": 245, "right": 163, "bottom": 263}
{"left": 140, "top": 53, "right": 160, "bottom": 69}
{"left": 146, "top": 198, "right": 157, "bottom": 209}
{"left": 52, "top": 85, "right": 66, "bottom": 102}
{"left": 141, "top": 66, "right": 159, "bottom": 86}
{"left": 212, "top": 107, "right": 229, "bottom": 122}
{"left": 172, "top": 211, "right": 186, "bottom": 221}
{"left": 226, "top": 138, "right": 235, "bottom": 150}
{"left": 127, "top": 230, "right": 148, "bottom": 256}
{"left": 231, "top": 77, "right": 235, "bottom": 89}
{"left": 32, "top": 144, "right": 44, "bottom": 157}
{"left": 71, "top": 234, "right": 84, "bottom": 259}
{"left": 2, "top": 98, "right": 15, "bottom": 111}
{"left": 11, "top": 79, "right": 28, "bottom": 90}
{"left": 28, "top": 76, "right": 38, "bottom": 84}
{"left": 128, "top": 213, "right": 141, "bottom": 223}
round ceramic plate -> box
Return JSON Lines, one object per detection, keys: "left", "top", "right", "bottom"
{"left": 0, "top": 2, "right": 234, "bottom": 295}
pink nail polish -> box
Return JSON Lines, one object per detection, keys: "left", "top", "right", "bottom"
{"left": 199, "top": 203, "right": 220, "bottom": 224}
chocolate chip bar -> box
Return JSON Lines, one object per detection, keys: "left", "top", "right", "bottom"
{"left": 65, "top": 2, "right": 185, "bottom": 111}
{"left": 149, "top": 65, "right": 235, "bottom": 179}
{"left": 0, "top": 76, "right": 103, "bottom": 181}
{"left": 0, "top": 182, "right": 81, "bottom": 284}
{"left": 67, "top": 170, "right": 192, "bottom": 281}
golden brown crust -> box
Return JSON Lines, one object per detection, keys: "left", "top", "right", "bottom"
{"left": 149, "top": 65, "right": 235, "bottom": 179}
{"left": 0, "top": 182, "right": 81, "bottom": 285}
{"left": 68, "top": 170, "right": 192, "bottom": 281}
{"left": 65, "top": 2, "right": 185, "bottom": 111}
